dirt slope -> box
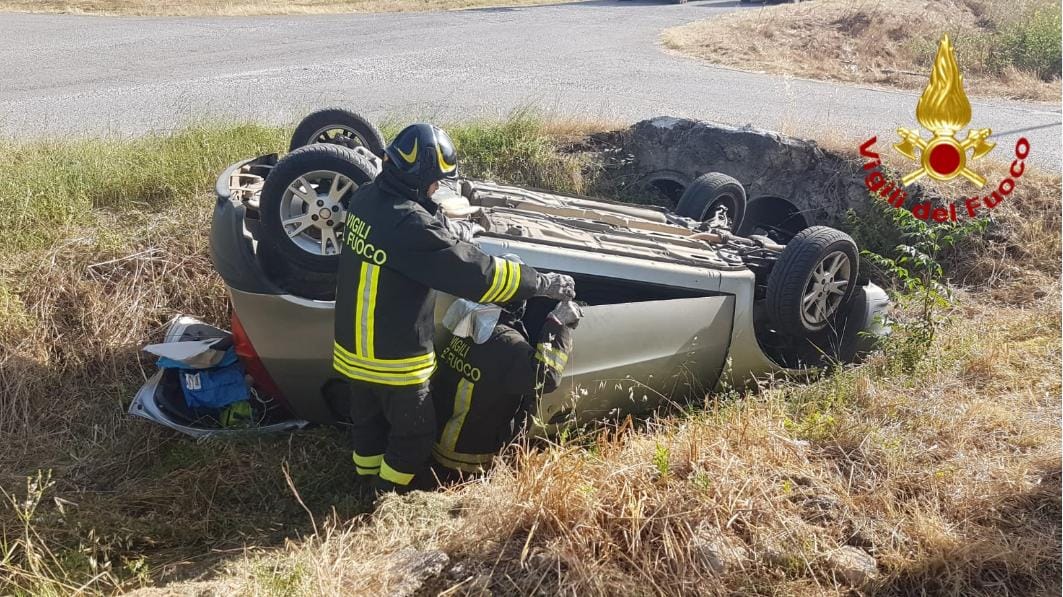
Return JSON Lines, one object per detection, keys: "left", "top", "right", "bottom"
{"left": 663, "top": 0, "right": 1062, "bottom": 102}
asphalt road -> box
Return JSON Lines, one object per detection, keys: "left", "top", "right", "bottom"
{"left": 1, "top": 0, "right": 1059, "bottom": 167}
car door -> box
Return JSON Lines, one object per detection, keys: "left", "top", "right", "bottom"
{"left": 534, "top": 294, "right": 735, "bottom": 429}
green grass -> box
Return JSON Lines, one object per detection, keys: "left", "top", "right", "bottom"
{"left": 0, "top": 124, "right": 288, "bottom": 253}
{"left": 0, "top": 115, "right": 593, "bottom": 255}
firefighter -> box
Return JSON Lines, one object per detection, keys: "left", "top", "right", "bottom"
{"left": 334, "top": 123, "right": 576, "bottom": 494}
{"left": 431, "top": 279, "right": 583, "bottom": 477}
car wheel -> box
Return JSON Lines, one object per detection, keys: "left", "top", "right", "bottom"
{"left": 674, "top": 172, "right": 747, "bottom": 232}
{"left": 766, "top": 226, "right": 859, "bottom": 337}
{"left": 260, "top": 144, "right": 376, "bottom": 274}
{"left": 288, "top": 108, "right": 386, "bottom": 157}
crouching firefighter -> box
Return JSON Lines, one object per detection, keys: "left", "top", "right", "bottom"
{"left": 333, "top": 123, "right": 577, "bottom": 494}
{"left": 431, "top": 283, "right": 583, "bottom": 476}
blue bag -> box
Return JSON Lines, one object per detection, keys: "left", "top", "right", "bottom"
{"left": 157, "top": 347, "right": 249, "bottom": 410}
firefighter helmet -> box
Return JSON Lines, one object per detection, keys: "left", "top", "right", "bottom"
{"left": 384, "top": 123, "right": 458, "bottom": 193}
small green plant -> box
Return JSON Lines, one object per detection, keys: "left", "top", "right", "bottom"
{"left": 861, "top": 207, "right": 986, "bottom": 372}
{"left": 783, "top": 410, "right": 838, "bottom": 442}
{"left": 691, "top": 471, "right": 712, "bottom": 492}
{"left": 652, "top": 443, "right": 670, "bottom": 479}
{"left": 781, "top": 478, "right": 794, "bottom": 495}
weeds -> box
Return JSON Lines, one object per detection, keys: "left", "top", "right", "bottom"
{"left": 1, "top": 471, "right": 129, "bottom": 595}
{"left": 952, "top": 0, "right": 1063, "bottom": 81}
{"left": 862, "top": 207, "right": 987, "bottom": 371}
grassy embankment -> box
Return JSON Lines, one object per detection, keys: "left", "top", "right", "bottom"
{"left": 0, "top": 0, "right": 568, "bottom": 16}
{"left": 0, "top": 117, "right": 1059, "bottom": 595}
{"left": 663, "top": 0, "right": 1062, "bottom": 102}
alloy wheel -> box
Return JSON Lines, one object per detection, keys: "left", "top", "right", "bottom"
{"left": 801, "top": 251, "right": 852, "bottom": 327}
{"left": 278, "top": 169, "right": 356, "bottom": 256}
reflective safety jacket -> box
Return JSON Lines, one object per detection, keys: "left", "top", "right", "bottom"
{"left": 333, "top": 173, "right": 539, "bottom": 387}
{"left": 431, "top": 316, "right": 573, "bottom": 472}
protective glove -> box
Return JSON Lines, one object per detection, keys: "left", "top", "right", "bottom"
{"left": 447, "top": 220, "right": 485, "bottom": 243}
{"left": 535, "top": 272, "right": 576, "bottom": 301}
{"left": 459, "top": 222, "right": 486, "bottom": 242}
{"left": 549, "top": 301, "right": 584, "bottom": 328}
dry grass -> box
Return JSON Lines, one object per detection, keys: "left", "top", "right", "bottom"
{"left": 662, "top": 0, "right": 1062, "bottom": 102}
{"left": 0, "top": 118, "right": 1059, "bottom": 595}
{"left": 0, "top": 0, "right": 569, "bottom": 16}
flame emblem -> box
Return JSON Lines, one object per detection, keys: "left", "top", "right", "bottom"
{"left": 894, "top": 35, "right": 995, "bottom": 186}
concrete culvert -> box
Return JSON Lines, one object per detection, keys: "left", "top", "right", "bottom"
{"left": 639, "top": 170, "right": 689, "bottom": 206}
{"left": 617, "top": 117, "right": 872, "bottom": 233}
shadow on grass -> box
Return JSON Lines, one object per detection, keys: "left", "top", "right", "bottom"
{"left": 0, "top": 346, "right": 373, "bottom": 589}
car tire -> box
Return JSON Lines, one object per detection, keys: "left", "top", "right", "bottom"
{"left": 674, "top": 172, "right": 747, "bottom": 232}
{"left": 766, "top": 226, "right": 859, "bottom": 337}
{"left": 260, "top": 144, "right": 376, "bottom": 275}
{"left": 288, "top": 108, "right": 386, "bottom": 157}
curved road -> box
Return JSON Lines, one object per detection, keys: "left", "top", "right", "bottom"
{"left": 1, "top": 0, "right": 1059, "bottom": 167}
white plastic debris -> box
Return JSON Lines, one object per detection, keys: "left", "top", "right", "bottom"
{"left": 143, "top": 338, "right": 226, "bottom": 369}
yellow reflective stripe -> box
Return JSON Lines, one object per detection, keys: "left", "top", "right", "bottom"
{"left": 440, "top": 379, "right": 475, "bottom": 451}
{"left": 334, "top": 354, "right": 435, "bottom": 376}
{"left": 334, "top": 343, "right": 435, "bottom": 371}
{"left": 535, "top": 353, "right": 562, "bottom": 371}
{"left": 479, "top": 257, "right": 507, "bottom": 304}
{"left": 333, "top": 356, "right": 435, "bottom": 386}
{"left": 493, "top": 262, "right": 511, "bottom": 303}
{"left": 478, "top": 257, "right": 502, "bottom": 303}
{"left": 497, "top": 261, "right": 521, "bottom": 303}
{"left": 539, "top": 345, "right": 568, "bottom": 365}
{"left": 432, "top": 449, "right": 491, "bottom": 473}
{"left": 352, "top": 452, "right": 383, "bottom": 468}
{"left": 379, "top": 460, "right": 415, "bottom": 486}
{"left": 356, "top": 466, "right": 379, "bottom": 476}
{"left": 353, "top": 263, "right": 381, "bottom": 358}
{"left": 433, "top": 444, "right": 494, "bottom": 465}
{"left": 536, "top": 344, "right": 568, "bottom": 371}
{"left": 354, "top": 262, "right": 368, "bottom": 356}
{"left": 365, "top": 264, "right": 380, "bottom": 359}
{"left": 352, "top": 264, "right": 374, "bottom": 356}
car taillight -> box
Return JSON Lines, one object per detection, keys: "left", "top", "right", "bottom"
{"left": 230, "top": 310, "right": 290, "bottom": 411}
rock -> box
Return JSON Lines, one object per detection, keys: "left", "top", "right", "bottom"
{"left": 689, "top": 525, "right": 749, "bottom": 574}
{"left": 385, "top": 548, "right": 450, "bottom": 597}
{"left": 799, "top": 493, "right": 843, "bottom": 523}
{"left": 825, "top": 545, "right": 878, "bottom": 587}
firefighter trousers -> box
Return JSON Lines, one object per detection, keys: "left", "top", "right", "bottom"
{"left": 347, "top": 380, "right": 435, "bottom": 492}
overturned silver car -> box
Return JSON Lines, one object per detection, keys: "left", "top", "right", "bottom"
{"left": 132, "top": 110, "right": 888, "bottom": 437}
